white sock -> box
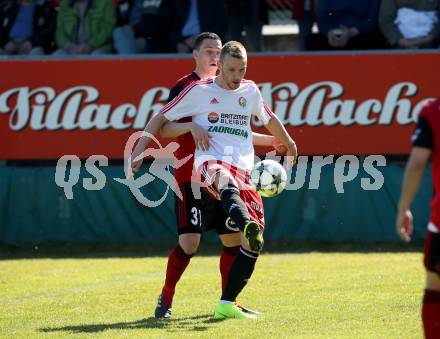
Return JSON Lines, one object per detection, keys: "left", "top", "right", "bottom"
{"left": 220, "top": 300, "right": 234, "bottom": 304}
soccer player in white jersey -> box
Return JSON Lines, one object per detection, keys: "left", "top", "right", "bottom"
{"left": 131, "top": 41, "right": 297, "bottom": 319}
{"left": 153, "top": 32, "right": 285, "bottom": 319}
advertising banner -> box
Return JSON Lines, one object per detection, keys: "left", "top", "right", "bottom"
{"left": 0, "top": 52, "right": 438, "bottom": 159}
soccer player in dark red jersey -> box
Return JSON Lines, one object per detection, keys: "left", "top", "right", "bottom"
{"left": 137, "top": 32, "right": 284, "bottom": 318}
{"left": 396, "top": 98, "right": 440, "bottom": 339}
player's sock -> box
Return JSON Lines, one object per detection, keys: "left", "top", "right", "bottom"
{"left": 219, "top": 186, "right": 249, "bottom": 231}
{"left": 161, "top": 244, "right": 193, "bottom": 308}
{"left": 221, "top": 246, "right": 258, "bottom": 302}
{"left": 422, "top": 289, "right": 440, "bottom": 338}
{"left": 219, "top": 245, "right": 240, "bottom": 291}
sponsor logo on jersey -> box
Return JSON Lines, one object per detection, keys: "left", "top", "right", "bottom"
{"left": 208, "top": 112, "right": 219, "bottom": 123}
{"left": 210, "top": 97, "right": 219, "bottom": 104}
{"left": 220, "top": 113, "right": 248, "bottom": 126}
{"left": 207, "top": 125, "right": 249, "bottom": 138}
{"left": 239, "top": 96, "right": 247, "bottom": 108}
{"left": 251, "top": 201, "right": 262, "bottom": 212}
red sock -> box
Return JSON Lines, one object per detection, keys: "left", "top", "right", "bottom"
{"left": 161, "top": 245, "right": 192, "bottom": 308}
{"left": 219, "top": 245, "right": 240, "bottom": 291}
{"left": 422, "top": 289, "right": 440, "bottom": 339}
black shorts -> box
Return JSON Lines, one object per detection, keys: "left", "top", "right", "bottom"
{"left": 175, "top": 182, "right": 240, "bottom": 235}
{"left": 424, "top": 230, "right": 440, "bottom": 276}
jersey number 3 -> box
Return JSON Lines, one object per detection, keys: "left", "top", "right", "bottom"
{"left": 190, "top": 207, "right": 202, "bottom": 226}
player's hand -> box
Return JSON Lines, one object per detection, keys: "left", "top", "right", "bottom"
{"left": 396, "top": 209, "right": 413, "bottom": 242}
{"left": 286, "top": 141, "right": 297, "bottom": 166}
{"left": 131, "top": 156, "right": 143, "bottom": 174}
{"left": 190, "top": 123, "right": 211, "bottom": 151}
{"left": 129, "top": 146, "right": 145, "bottom": 176}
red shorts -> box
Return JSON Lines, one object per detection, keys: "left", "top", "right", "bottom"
{"left": 197, "top": 160, "right": 265, "bottom": 228}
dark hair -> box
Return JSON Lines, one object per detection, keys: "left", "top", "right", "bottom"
{"left": 220, "top": 41, "right": 247, "bottom": 63}
{"left": 193, "top": 32, "right": 221, "bottom": 51}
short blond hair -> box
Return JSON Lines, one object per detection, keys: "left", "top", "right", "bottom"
{"left": 220, "top": 41, "right": 247, "bottom": 64}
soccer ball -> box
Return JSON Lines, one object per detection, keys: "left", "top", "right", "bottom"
{"left": 249, "top": 160, "right": 287, "bottom": 197}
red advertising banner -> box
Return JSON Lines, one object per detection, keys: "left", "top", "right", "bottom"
{"left": 0, "top": 52, "right": 438, "bottom": 159}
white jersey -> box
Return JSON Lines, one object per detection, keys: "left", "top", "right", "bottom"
{"left": 160, "top": 77, "right": 273, "bottom": 172}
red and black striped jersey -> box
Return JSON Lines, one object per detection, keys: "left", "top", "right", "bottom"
{"left": 413, "top": 98, "right": 440, "bottom": 228}
{"left": 168, "top": 72, "right": 200, "bottom": 185}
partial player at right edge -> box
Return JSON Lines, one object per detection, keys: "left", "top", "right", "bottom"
{"left": 396, "top": 98, "right": 440, "bottom": 338}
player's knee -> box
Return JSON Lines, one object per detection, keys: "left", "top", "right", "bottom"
{"left": 180, "top": 241, "right": 199, "bottom": 255}
{"left": 426, "top": 271, "right": 440, "bottom": 290}
{"left": 219, "top": 232, "right": 241, "bottom": 247}
{"left": 179, "top": 234, "right": 200, "bottom": 255}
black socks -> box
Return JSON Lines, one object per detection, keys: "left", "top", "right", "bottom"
{"left": 219, "top": 186, "right": 249, "bottom": 231}
{"left": 221, "top": 246, "right": 259, "bottom": 302}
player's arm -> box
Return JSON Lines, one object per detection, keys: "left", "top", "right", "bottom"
{"left": 252, "top": 132, "right": 286, "bottom": 152}
{"left": 160, "top": 121, "right": 211, "bottom": 151}
{"left": 264, "top": 115, "right": 297, "bottom": 165}
{"left": 396, "top": 115, "right": 433, "bottom": 242}
{"left": 159, "top": 119, "right": 282, "bottom": 152}
{"left": 396, "top": 147, "right": 431, "bottom": 242}
{"left": 251, "top": 87, "right": 297, "bottom": 163}
{"left": 130, "top": 113, "right": 170, "bottom": 173}
{"left": 160, "top": 121, "right": 193, "bottom": 138}
{"left": 130, "top": 84, "right": 200, "bottom": 173}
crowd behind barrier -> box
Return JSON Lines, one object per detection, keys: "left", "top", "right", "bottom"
{"left": 0, "top": 0, "right": 439, "bottom": 56}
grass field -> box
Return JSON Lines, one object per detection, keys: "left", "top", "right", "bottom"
{"left": 0, "top": 249, "right": 425, "bottom": 338}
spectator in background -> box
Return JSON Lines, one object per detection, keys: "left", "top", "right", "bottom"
{"left": 379, "top": 0, "right": 440, "bottom": 49}
{"left": 160, "top": 0, "right": 227, "bottom": 53}
{"left": 113, "top": 0, "right": 147, "bottom": 54}
{"left": 54, "top": 0, "right": 116, "bottom": 55}
{"left": 290, "top": 0, "right": 316, "bottom": 50}
{"left": 0, "top": 0, "right": 56, "bottom": 55}
{"left": 113, "top": 0, "right": 170, "bottom": 54}
{"left": 306, "top": 0, "right": 385, "bottom": 50}
{"left": 224, "top": 0, "right": 268, "bottom": 52}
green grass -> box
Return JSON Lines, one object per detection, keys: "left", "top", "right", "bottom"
{"left": 0, "top": 251, "right": 424, "bottom": 338}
